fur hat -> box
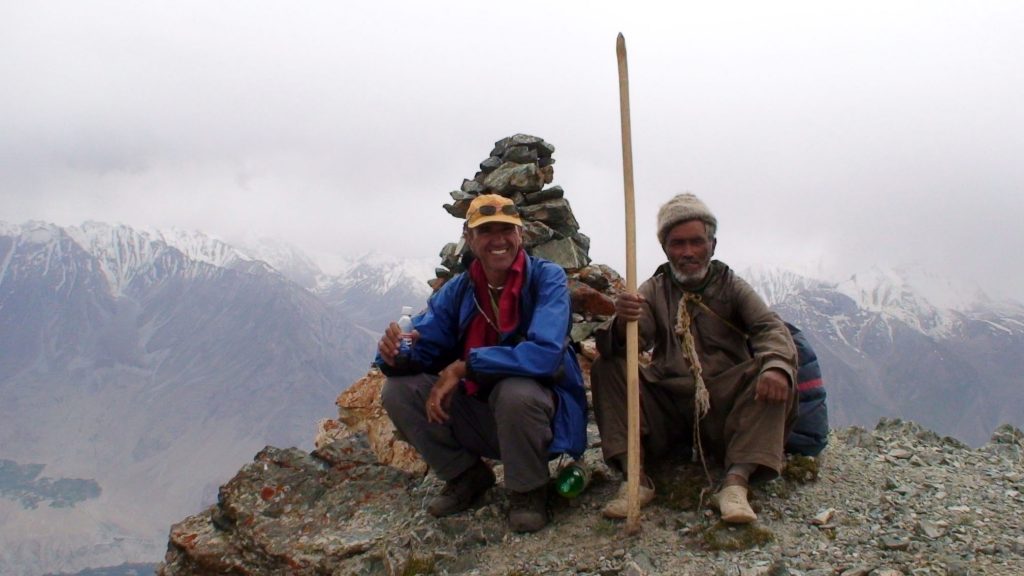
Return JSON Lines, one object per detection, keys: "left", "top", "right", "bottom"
{"left": 656, "top": 193, "right": 717, "bottom": 244}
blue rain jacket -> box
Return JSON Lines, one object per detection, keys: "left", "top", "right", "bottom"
{"left": 376, "top": 254, "right": 588, "bottom": 459}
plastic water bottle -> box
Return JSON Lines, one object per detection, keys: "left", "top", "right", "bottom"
{"left": 555, "top": 461, "right": 591, "bottom": 499}
{"left": 395, "top": 306, "right": 414, "bottom": 368}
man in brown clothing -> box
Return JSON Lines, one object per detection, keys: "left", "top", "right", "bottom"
{"left": 591, "top": 192, "right": 798, "bottom": 523}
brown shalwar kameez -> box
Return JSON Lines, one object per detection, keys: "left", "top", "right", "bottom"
{"left": 591, "top": 260, "right": 798, "bottom": 480}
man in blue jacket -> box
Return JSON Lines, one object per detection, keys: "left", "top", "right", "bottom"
{"left": 375, "top": 194, "right": 587, "bottom": 533}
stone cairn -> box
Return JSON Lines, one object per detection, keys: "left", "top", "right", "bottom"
{"left": 325, "top": 134, "right": 624, "bottom": 474}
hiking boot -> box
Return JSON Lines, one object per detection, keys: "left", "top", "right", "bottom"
{"left": 601, "top": 477, "right": 655, "bottom": 519}
{"left": 714, "top": 484, "right": 757, "bottom": 524}
{"left": 508, "top": 486, "right": 549, "bottom": 533}
{"left": 426, "top": 460, "right": 495, "bottom": 518}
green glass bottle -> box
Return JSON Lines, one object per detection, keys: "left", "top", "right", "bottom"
{"left": 555, "top": 462, "right": 590, "bottom": 499}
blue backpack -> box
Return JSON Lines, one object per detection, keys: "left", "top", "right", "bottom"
{"left": 784, "top": 322, "right": 829, "bottom": 456}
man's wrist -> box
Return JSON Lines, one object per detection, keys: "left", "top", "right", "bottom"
{"left": 613, "top": 316, "right": 628, "bottom": 343}
{"left": 444, "top": 360, "right": 466, "bottom": 380}
{"left": 760, "top": 366, "right": 793, "bottom": 387}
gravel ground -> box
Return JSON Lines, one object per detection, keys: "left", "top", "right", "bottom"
{"left": 158, "top": 419, "right": 1024, "bottom": 576}
{"left": 411, "top": 419, "right": 1024, "bottom": 575}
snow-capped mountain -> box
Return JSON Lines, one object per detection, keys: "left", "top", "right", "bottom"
{"left": 835, "top": 266, "right": 959, "bottom": 337}
{"left": 144, "top": 226, "right": 256, "bottom": 270}
{"left": 739, "top": 265, "right": 834, "bottom": 308}
{"left": 743, "top": 265, "right": 1024, "bottom": 448}
{"left": 0, "top": 221, "right": 375, "bottom": 576}
{"left": 229, "top": 237, "right": 435, "bottom": 331}
{"left": 7, "top": 221, "right": 278, "bottom": 298}
{"left": 230, "top": 234, "right": 324, "bottom": 290}
{"left": 315, "top": 252, "right": 434, "bottom": 333}
{"left": 324, "top": 251, "right": 435, "bottom": 295}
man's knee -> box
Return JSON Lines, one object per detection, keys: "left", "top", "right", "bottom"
{"left": 591, "top": 355, "right": 626, "bottom": 387}
{"left": 381, "top": 375, "right": 419, "bottom": 416}
{"left": 490, "top": 378, "right": 552, "bottom": 416}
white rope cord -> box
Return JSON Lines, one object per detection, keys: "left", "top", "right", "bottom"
{"left": 674, "top": 292, "right": 710, "bottom": 418}
{"left": 674, "top": 292, "right": 716, "bottom": 494}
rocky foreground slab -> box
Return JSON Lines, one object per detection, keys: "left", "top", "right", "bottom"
{"left": 158, "top": 419, "right": 1023, "bottom": 575}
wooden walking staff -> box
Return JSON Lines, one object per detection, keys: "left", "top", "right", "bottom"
{"left": 616, "top": 32, "right": 643, "bottom": 534}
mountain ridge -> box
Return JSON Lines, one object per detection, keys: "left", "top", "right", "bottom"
{"left": 0, "top": 220, "right": 405, "bottom": 576}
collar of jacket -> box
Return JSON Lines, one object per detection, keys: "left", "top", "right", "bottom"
{"left": 457, "top": 249, "right": 535, "bottom": 338}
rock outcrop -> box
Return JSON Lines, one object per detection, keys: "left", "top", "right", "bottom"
{"left": 158, "top": 420, "right": 1024, "bottom": 575}
{"left": 318, "top": 370, "right": 428, "bottom": 477}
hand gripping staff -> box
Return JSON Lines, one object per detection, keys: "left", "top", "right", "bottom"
{"left": 616, "top": 32, "right": 642, "bottom": 535}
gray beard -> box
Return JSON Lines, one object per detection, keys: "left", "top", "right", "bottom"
{"left": 669, "top": 261, "right": 710, "bottom": 286}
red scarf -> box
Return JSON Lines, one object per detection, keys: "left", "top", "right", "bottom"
{"left": 462, "top": 249, "right": 526, "bottom": 396}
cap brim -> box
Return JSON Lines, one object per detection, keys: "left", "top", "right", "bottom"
{"left": 467, "top": 214, "right": 523, "bottom": 228}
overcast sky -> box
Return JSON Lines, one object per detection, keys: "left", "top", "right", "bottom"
{"left": 2, "top": 1, "right": 1021, "bottom": 301}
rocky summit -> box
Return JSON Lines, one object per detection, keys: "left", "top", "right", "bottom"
{"left": 158, "top": 418, "right": 1024, "bottom": 575}
{"left": 158, "top": 136, "right": 1024, "bottom": 575}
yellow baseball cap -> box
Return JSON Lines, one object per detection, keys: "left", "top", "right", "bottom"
{"left": 465, "top": 194, "right": 523, "bottom": 229}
